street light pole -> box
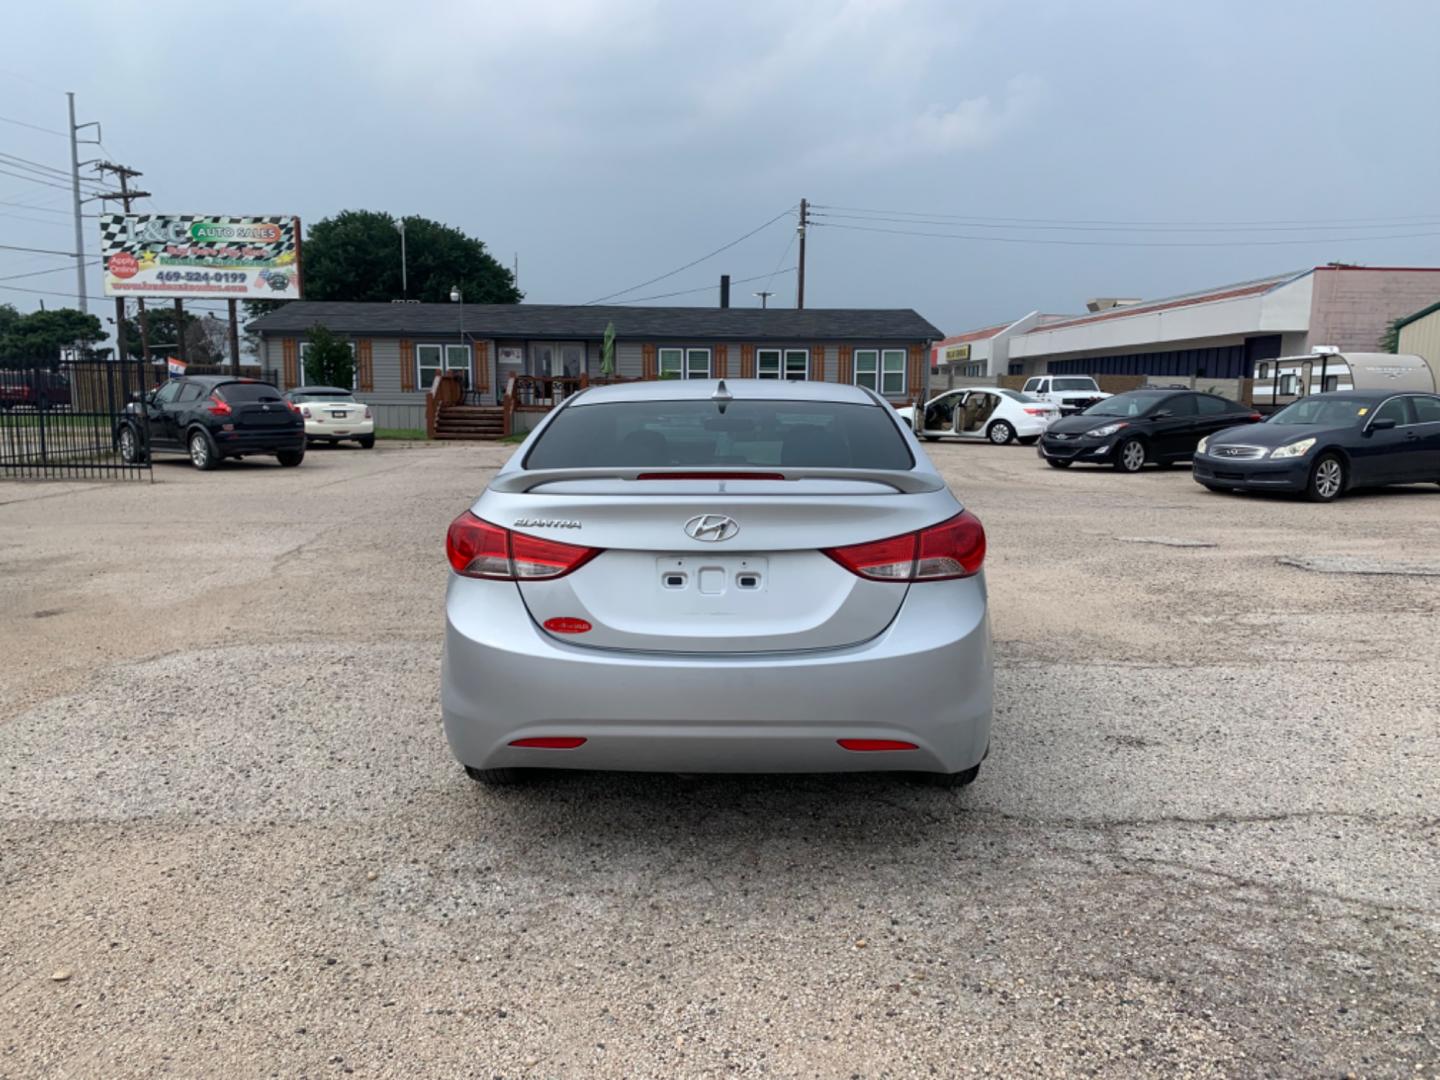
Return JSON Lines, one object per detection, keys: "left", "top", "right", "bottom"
{"left": 450, "top": 285, "right": 465, "bottom": 392}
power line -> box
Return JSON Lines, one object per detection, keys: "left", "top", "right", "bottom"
{"left": 810, "top": 209, "right": 1440, "bottom": 235}
{"left": 810, "top": 220, "right": 1440, "bottom": 249}
{"left": 0, "top": 113, "right": 66, "bottom": 137}
{"left": 582, "top": 206, "right": 796, "bottom": 305}
{"left": 0, "top": 241, "right": 79, "bottom": 256}
{"left": 0, "top": 150, "right": 73, "bottom": 181}
{"left": 0, "top": 196, "right": 96, "bottom": 217}
{"left": 810, "top": 202, "right": 1440, "bottom": 229}
{"left": 613, "top": 266, "right": 797, "bottom": 305}
{"left": 0, "top": 164, "right": 104, "bottom": 196}
{"left": 0, "top": 259, "right": 99, "bottom": 282}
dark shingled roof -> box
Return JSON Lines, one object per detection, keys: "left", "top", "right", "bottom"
{"left": 247, "top": 301, "right": 941, "bottom": 342}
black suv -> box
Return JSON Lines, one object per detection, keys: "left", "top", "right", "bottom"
{"left": 116, "top": 376, "right": 305, "bottom": 470}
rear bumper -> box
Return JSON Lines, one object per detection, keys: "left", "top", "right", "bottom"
{"left": 441, "top": 574, "right": 993, "bottom": 775}
{"left": 213, "top": 429, "right": 305, "bottom": 457}
{"left": 1193, "top": 453, "right": 1308, "bottom": 491}
{"left": 305, "top": 417, "right": 374, "bottom": 439}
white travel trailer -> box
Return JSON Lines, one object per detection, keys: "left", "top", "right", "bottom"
{"left": 1251, "top": 350, "right": 1436, "bottom": 411}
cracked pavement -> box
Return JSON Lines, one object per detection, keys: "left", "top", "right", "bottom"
{"left": 2, "top": 442, "right": 1438, "bottom": 1078}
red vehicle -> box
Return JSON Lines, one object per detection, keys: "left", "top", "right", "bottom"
{"left": 0, "top": 369, "right": 72, "bottom": 411}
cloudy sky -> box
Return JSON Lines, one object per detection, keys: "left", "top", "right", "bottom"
{"left": 3, "top": 0, "right": 1439, "bottom": 334}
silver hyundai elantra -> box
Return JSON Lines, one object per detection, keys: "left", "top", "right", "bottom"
{"left": 441, "top": 379, "right": 992, "bottom": 786}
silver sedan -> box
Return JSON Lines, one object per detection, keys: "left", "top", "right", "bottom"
{"left": 441, "top": 379, "right": 992, "bottom": 786}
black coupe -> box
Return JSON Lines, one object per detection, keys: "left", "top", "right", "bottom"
{"left": 1038, "top": 389, "right": 1261, "bottom": 472}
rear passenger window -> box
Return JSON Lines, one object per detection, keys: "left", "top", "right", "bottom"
{"left": 1411, "top": 396, "right": 1440, "bottom": 424}
{"left": 176, "top": 383, "right": 204, "bottom": 403}
{"left": 525, "top": 400, "right": 914, "bottom": 470}
{"left": 1195, "top": 395, "right": 1230, "bottom": 416}
{"left": 1162, "top": 395, "right": 1198, "bottom": 417}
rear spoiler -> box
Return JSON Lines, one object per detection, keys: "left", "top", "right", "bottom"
{"left": 488, "top": 467, "right": 945, "bottom": 495}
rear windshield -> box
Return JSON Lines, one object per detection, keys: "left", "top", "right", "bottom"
{"left": 525, "top": 400, "right": 915, "bottom": 470}
{"left": 1053, "top": 378, "right": 1098, "bottom": 391}
{"left": 216, "top": 382, "right": 284, "bottom": 403}
{"left": 293, "top": 391, "right": 355, "bottom": 402}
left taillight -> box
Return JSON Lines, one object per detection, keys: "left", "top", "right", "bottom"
{"left": 446, "top": 512, "right": 600, "bottom": 580}
{"left": 823, "top": 511, "right": 985, "bottom": 582}
{"left": 206, "top": 393, "right": 232, "bottom": 417}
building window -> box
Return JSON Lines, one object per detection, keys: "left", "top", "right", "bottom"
{"left": 757, "top": 348, "right": 808, "bottom": 380}
{"left": 417, "top": 343, "right": 472, "bottom": 388}
{"left": 658, "top": 347, "right": 711, "bottom": 379}
{"left": 1279, "top": 374, "right": 1297, "bottom": 395}
{"left": 299, "top": 340, "right": 358, "bottom": 388}
{"left": 854, "top": 348, "right": 906, "bottom": 396}
{"left": 1323, "top": 375, "right": 1339, "bottom": 393}
{"left": 1257, "top": 363, "right": 1270, "bottom": 380}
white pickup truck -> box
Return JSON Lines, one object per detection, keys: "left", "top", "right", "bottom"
{"left": 1020, "top": 375, "right": 1111, "bottom": 415}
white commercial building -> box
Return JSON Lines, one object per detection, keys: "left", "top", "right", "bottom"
{"left": 937, "top": 265, "right": 1440, "bottom": 383}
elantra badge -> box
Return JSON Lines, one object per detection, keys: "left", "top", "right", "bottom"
{"left": 684, "top": 514, "right": 739, "bottom": 542}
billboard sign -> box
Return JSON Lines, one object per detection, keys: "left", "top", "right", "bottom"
{"left": 100, "top": 214, "right": 302, "bottom": 300}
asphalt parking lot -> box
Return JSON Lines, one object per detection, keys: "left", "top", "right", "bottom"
{"left": 2, "top": 442, "right": 1438, "bottom": 1079}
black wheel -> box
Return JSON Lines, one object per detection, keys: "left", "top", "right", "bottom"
{"left": 987, "top": 420, "right": 1015, "bottom": 445}
{"left": 117, "top": 424, "right": 145, "bottom": 465}
{"left": 1046, "top": 458, "right": 1072, "bottom": 469}
{"left": 188, "top": 429, "right": 218, "bottom": 471}
{"left": 277, "top": 449, "right": 305, "bottom": 467}
{"left": 915, "top": 763, "right": 980, "bottom": 788}
{"left": 357, "top": 435, "right": 375, "bottom": 449}
{"left": 1305, "top": 452, "right": 1345, "bottom": 502}
{"left": 1114, "top": 436, "right": 1147, "bottom": 472}
{"left": 465, "top": 765, "right": 527, "bottom": 786}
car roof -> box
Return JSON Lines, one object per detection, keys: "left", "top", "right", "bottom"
{"left": 1302, "top": 390, "right": 1406, "bottom": 402}
{"left": 570, "top": 378, "right": 881, "bottom": 406}
{"left": 181, "top": 375, "right": 276, "bottom": 387}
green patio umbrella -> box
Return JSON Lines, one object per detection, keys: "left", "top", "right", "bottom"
{"left": 600, "top": 321, "right": 616, "bottom": 377}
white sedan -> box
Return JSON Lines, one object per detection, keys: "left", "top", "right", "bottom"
{"left": 283, "top": 386, "right": 375, "bottom": 448}
{"left": 898, "top": 386, "right": 1060, "bottom": 445}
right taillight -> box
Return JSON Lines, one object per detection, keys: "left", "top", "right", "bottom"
{"left": 823, "top": 511, "right": 985, "bottom": 582}
{"left": 446, "top": 512, "right": 600, "bottom": 580}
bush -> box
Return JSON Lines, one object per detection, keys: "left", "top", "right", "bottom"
{"left": 302, "top": 324, "right": 355, "bottom": 387}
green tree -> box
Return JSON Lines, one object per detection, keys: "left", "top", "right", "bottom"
{"left": 302, "top": 324, "right": 355, "bottom": 387}
{"left": 246, "top": 210, "right": 521, "bottom": 320}
{"left": 1379, "top": 316, "right": 1403, "bottom": 354}
{"left": 122, "top": 306, "right": 200, "bottom": 359}
{"left": 0, "top": 307, "right": 104, "bottom": 361}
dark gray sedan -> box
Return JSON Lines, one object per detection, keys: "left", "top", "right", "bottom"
{"left": 1193, "top": 391, "right": 1440, "bottom": 502}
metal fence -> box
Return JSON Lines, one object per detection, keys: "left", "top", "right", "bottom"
{"left": 0, "top": 359, "right": 153, "bottom": 481}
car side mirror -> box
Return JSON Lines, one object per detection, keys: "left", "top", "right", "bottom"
{"left": 1368, "top": 417, "right": 1396, "bottom": 432}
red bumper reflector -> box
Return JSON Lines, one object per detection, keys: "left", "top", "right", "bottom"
{"left": 837, "top": 738, "right": 918, "bottom": 752}
{"left": 509, "top": 737, "right": 587, "bottom": 749}
{"left": 542, "top": 617, "right": 593, "bottom": 634}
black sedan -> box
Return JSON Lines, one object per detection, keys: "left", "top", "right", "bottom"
{"left": 116, "top": 375, "right": 306, "bottom": 471}
{"left": 1194, "top": 391, "right": 1440, "bottom": 502}
{"left": 1038, "top": 389, "right": 1261, "bottom": 472}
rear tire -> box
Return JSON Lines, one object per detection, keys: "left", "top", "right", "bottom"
{"left": 465, "top": 765, "right": 526, "bottom": 786}
{"left": 277, "top": 449, "right": 305, "bottom": 467}
{"left": 1114, "top": 436, "right": 1147, "bottom": 472}
{"left": 188, "top": 429, "right": 218, "bottom": 471}
{"left": 357, "top": 435, "right": 375, "bottom": 449}
{"left": 916, "top": 763, "right": 980, "bottom": 788}
{"left": 1305, "top": 452, "right": 1345, "bottom": 502}
{"left": 987, "top": 420, "right": 1015, "bottom": 445}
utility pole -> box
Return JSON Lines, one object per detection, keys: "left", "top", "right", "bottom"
{"left": 796, "top": 198, "right": 808, "bottom": 310}
{"left": 94, "top": 161, "right": 152, "bottom": 367}
{"left": 67, "top": 93, "right": 101, "bottom": 314}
